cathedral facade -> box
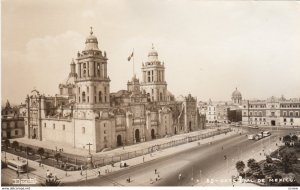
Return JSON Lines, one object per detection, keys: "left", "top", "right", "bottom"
{"left": 23, "top": 29, "right": 205, "bottom": 152}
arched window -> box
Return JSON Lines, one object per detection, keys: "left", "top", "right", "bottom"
{"left": 82, "top": 92, "right": 86, "bottom": 102}
{"left": 99, "top": 91, "right": 102, "bottom": 102}
{"left": 160, "top": 92, "right": 163, "bottom": 101}
{"left": 83, "top": 63, "right": 87, "bottom": 77}
{"left": 97, "top": 63, "right": 100, "bottom": 77}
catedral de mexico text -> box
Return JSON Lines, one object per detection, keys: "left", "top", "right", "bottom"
{"left": 23, "top": 28, "right": 206, "bottom": 152}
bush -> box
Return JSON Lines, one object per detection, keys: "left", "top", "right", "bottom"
{"left": 12, "top": 141, "right": 19, "bottom": 151}
{"left": 266, "top": 156, "right": 273, "bottom": 163}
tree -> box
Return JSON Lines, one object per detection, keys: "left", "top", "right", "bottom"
{"left": 42, "top": 178, "right": 60, "bottom": 186}
{"left": 283, "top": 135, "right": 291, "bottom": 146}
{"left": 263, "top": 163, "right": 276, "bottom": 178}
{"left": 26, "top": 147, "right": 33, "bottom": 155}
{"left": 3, "top": 139, "right": 10, "bottom": 149}
{"left": 236, "top": 161, "right": 245, "bottom": 176}
{"left": 281, "top": 151, "right": 297, "bottom": 173}
{"left": 291, "top": 135, "right": 298, "bottom": 142}
{"left": 247, "top": 158, "right": 257, "bottom": 168}
{"left": 37, "top": 148, "right": 45, "bottom": 160}
{"left": 266, "top": 155, "right": 273, "bottom": 163}
{"left": 54, "top": 153, "right": 61, "bottom": 164}
{"left": 11, "top": 141, "right": 19, "bottom": 151}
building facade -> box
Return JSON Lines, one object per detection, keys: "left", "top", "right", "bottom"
{"left": 242, "top": 96, "right": 300, "bottom": 127}
{"left": 1, "top": 101, "right": 25, "bottom": 139}
{"left": 23, "top": 29, "right": 206, "bottom": 152}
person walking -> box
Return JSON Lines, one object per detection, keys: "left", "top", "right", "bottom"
{"left": 154, "top": 169, "right": 157, "bottom": 174}
{"left": 178, "top": 173, "right": 182, "bottom": 181}
{"left": 143, "top": 156, "right": 145, "bottom": 163}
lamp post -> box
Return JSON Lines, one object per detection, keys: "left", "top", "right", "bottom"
{"left": 26, "top": 147, "right": 29, "bottom": 178}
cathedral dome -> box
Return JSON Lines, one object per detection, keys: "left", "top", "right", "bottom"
{"left": 85, "top": 27, "right": 99, "bottom": 51}
{"left": 148, "top": 44, "right": 159, "bottom": 62}
{"left": 232, "top": 88, "right": 242, "bottom": 97}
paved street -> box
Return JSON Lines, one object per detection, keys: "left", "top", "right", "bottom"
{"left": 65, "top": 127, "right": 296, "bottom": 186}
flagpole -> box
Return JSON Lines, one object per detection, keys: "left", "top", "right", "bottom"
{"left": 132, "top": 48, "right": 135, "bottom": 77}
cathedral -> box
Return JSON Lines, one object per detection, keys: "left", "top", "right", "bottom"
{"left": 24, "top": 29, "right": 206, "bottom": 152}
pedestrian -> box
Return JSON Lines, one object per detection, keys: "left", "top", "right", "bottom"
{"left": 155, "top": 169, "right": 157, "bottom": 174}
{"left": 224, "top": 155, "right": 227, "bottom": 160}
{"left": 143, "top": 156, "right": 145, "bottom": 163}
{"left": 178, "top": 173, "right": 182, "bottom": 181}
{"left": 98, "top": 170, "right": 101, "bottom": 177}
{"left": 80, "top": 170, "right": 83, "bottom": 176}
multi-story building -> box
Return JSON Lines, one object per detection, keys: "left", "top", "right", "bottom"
{"left": 204, "top": 88, "right": 243, "bottom": 123}
{"left": 242, "top": 96, "right": 300, "bottom": 127}
{"left": 206, "top": 99, "right": 217, "bottom": 123}
{"left": 23, "top": 29, "right": 206, "bottom": 152}
{"left": 1, "top": 101, "right": 25, "bottom": 139}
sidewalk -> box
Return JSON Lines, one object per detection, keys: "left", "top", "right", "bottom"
{"left": 2, "top": 129, "right": 237, "bottom": 185}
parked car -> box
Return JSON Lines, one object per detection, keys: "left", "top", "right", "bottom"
{"left": 247, "top": 134, "right": 255, "bottom": 140}
{"left": 263, "top": 131, "right": 271, "bottom": 137}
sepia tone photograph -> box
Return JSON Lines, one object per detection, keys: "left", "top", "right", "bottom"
{"left": 1, "top": 0, "right": 300, "bottom": 189}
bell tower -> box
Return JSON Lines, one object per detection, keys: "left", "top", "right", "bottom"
{"left": 75, "top": 27, "right": 110, "bottom": 109}
{"left": 140, "top": 44, "right": 167, "bottom": 102}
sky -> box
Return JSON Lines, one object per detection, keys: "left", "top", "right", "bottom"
{"left": 2, "top": 0, "right": 300, "bottom": 105}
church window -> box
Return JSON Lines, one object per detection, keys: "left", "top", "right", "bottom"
{"left": 83, "top": 63, "right": 87, "bottom": 77}
{"left": 79, "top": 97, "right": 80, "bottom": 103}
{"left": 160, "top": 92, "right": 163, "bottom": 101}
{"left": 99, "top": 91, "right": 102, "bottom": 102}
{"left": 105, "top": 96, "right": 107, "bottom": 102}
{"left": 87, "top": 96, "right": 89, "bottom": 103}
{"left": 290, "top": 112, "right": 294, "bottom": 117}
{"left": 296, "top": 112, "right": 299, "bottom": 117}
{"left": 151, "top": 70, "right": 154, "bottom": 81}
{"left": 104, "top": 87, "right": 107, "bottom": 94}
{"left": 87, "top": 87, "right": 89, "bottom": 93}
{"left": 97, "top": 63, "right": 101, "bottom": 77}
{"left": 104, "top": 130, "right": 106, "bottom": 134}
{"left": 283, "top": 111, "right": 287, "bottom": 116}
{"left": 82, "top": 92, "right": 86, "bottom": 102}
{"left": 94, "top": 96, "right": 97, "bottom": 103}
{"left": 148, "top": 71, "right": 151, "bottom": 82}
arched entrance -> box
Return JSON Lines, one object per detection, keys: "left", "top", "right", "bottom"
{"left": 189, "top": 121, "right": 192, "bottom": 132}
{"left": 117, "top": 135, "right": 122, "bottom": 146}
{"left": 135, "top": 129, "right": 140, "bottom": 142}
{"left": 151, "top": 129, "right": 155, "bottom": 139}
{"left": 33, "top": 128, "right": 37, "bottom": 139}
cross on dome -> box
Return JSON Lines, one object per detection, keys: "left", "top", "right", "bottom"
{"left": 90, "top": 26, "right": 93, "bottom": 35}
